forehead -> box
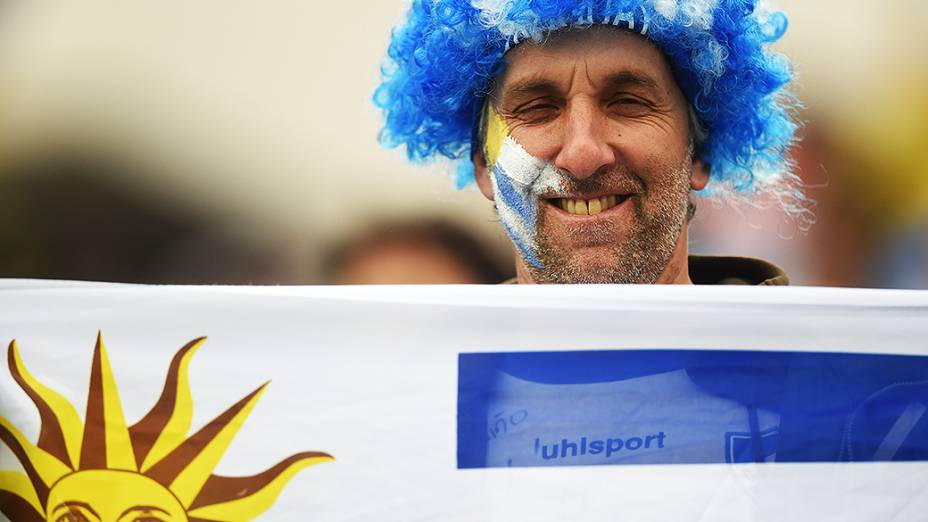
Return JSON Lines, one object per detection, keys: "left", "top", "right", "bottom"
{"left": 496, "top": 26, "right": 678, "bottom": 97}
{"left": 49, "top": 470, "right": 184, "bottom": 513}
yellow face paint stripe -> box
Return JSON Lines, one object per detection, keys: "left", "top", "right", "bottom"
{"left": 483, "top": 103, "right": 509, "bottom": 169}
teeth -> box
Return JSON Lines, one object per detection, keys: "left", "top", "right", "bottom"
{"left": 556, "top": 196, "right": 624, "bottom": 216}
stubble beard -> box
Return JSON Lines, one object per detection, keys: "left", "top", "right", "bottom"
{"left": 527, "top": 153, "right": 694, "bottom": 284}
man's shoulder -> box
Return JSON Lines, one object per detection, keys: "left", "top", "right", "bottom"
{"left": 688, "top": 255, "right": 789, "bottom": 286}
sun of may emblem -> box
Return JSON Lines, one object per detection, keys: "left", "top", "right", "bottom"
{"left": 0, "top": 334, "right": 333, "bottom": 522}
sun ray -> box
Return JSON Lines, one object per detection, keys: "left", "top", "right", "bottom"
{"left": 79, "top": 332, "right": 137, "bottom": 471}
{"left": 0, "top": 470, "right": 44, "bottom": 517}
{"left": 187, "top": 452, "right": 333, "bottom": 521}
{"left": 8, "top": 340, "right": 83, "bottom": 469}
{"left": 0, "top": 417, "right": 71, "bottom": 506}
{"left": 3, "top": 334, "right": 332, "bottom": 520}
{"left": 130, "top": 337, "right": 205, "bottom": 472}
{"left": 188, "top": 451, "right": 333, "bottom": 510}
{"left": 0, "top": 488, "right": 44, "bottom": 522}
{"left": 146, "top": 383, "right": 269, "bottom": 508}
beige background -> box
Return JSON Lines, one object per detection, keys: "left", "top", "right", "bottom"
{"left": 0, "top": 1, "right": 925, "bottom": 283}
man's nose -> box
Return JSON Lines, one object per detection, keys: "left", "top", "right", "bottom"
{"left": 553, "top": 103, "right": 615, "bottom": 180}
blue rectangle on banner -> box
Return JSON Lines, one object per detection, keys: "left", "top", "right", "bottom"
{"left": 457, "top": 350, "right": 928, "bottom": 468}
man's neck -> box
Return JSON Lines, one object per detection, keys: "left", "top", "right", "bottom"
{"left": 654, "top": 224, "right": 693, "bottom": 284}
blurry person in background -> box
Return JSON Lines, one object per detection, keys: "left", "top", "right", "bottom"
{"left": 375, "top": 0, "right": 809, "bottom": 285}
{"left": 325, "top": 219, "right": 512, "bottom": 284}
{"left": 834, "top": 75, "right": 928, "bottom": 290}
{"left": 771, "top": 74, "right": 928, "bottom": 290}
{"left": 876, "top": 223, "right": 928, "bottom": 290}
{"left": 0, "top": 154, "right": 286, "bottom": 284}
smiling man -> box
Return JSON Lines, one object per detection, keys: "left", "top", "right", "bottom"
{"left": 376, "top": 0, "right": 805, "bottom": 285}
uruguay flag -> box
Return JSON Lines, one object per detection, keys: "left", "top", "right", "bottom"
{"left": 1, "top": 281, "right": 927, "bottom": 521}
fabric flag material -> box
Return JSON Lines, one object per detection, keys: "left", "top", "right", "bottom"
{"left": 0, "top": 281, "right": 927, "bottom": 521}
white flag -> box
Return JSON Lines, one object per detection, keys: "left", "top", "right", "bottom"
{"left": 1, "top": 282, "right": 927, "bottom": 521}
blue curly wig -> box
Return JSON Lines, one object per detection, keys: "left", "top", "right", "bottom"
{"left": 375, "top": 0, "right": 805, "bottom": 213}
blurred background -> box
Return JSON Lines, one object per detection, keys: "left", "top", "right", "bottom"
{"left": 0, "top": 1, "right": 925, "bottom": 287}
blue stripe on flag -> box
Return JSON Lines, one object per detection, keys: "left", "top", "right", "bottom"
{"left": 457, "top": 350, "right": 928, "bottom": 468}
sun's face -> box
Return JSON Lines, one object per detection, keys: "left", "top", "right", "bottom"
{"left": 0, "top": 334, "right": 332, "bottom": 522}
{"left": 46, "top": 471, "right": 188, "bottom": 522}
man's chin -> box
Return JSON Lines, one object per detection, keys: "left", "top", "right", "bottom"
{"left": 529, "top": 247, "right": 655, "bottom": 284}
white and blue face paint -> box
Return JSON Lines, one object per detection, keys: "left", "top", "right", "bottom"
{"left": 483, "top": 105, "right": 566, "bottom": 269}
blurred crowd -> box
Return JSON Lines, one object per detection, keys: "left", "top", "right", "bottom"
{"left": 0, "top": 150, "right": 514, "bottom": 284}
{"left": 0, "top": 2, "right": 925, "bottom": 288}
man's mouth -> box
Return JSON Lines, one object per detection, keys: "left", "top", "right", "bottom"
{"left": 548, "top": 195, "right": 628, "bottom": 216}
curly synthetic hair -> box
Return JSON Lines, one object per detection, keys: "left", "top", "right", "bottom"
{"left": 375, "top": 0, "right": 807, "bottom": 216}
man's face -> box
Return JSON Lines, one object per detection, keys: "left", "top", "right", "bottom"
{"left": 474, "top": 26, "right": 708, "bottom": 284}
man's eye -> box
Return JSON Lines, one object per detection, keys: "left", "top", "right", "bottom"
{"left": 133, "top": 517, "right": 167, "bottom": 522}
{"left": 55, "top": 512, "right": 90, "bottom": 522}
{"left": 514, "top": 104, "right": 559, "bottom": 122}
{"left": 608, "top": 98, "right": 652, "bottom": 115}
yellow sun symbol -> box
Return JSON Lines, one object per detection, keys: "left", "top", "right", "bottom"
{"left": 0, "top": 333, "right": 333, "bottom": 522}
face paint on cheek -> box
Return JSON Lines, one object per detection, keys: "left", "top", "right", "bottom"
{"left": 484, "top": 105, "right": 565, "bottom": 269}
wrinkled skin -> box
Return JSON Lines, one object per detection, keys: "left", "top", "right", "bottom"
{"left": 474, "top": 26, "right": 709, "bottom": 284}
